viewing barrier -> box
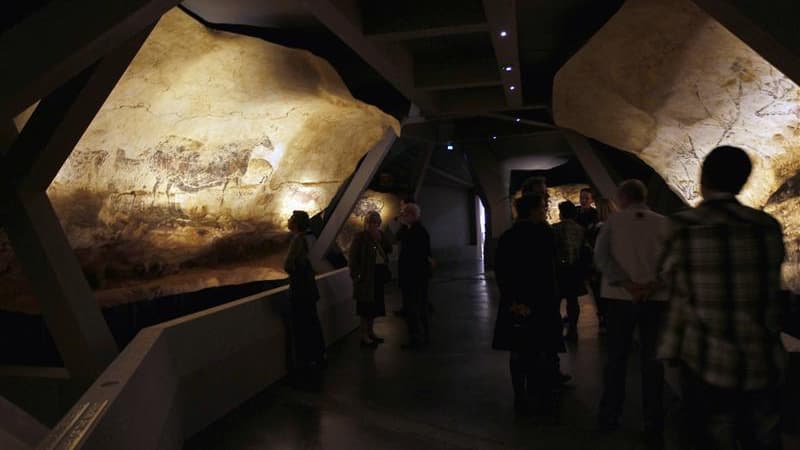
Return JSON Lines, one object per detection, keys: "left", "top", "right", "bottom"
{"left": 37, "top": 269, "right": 356, "bottom": 450}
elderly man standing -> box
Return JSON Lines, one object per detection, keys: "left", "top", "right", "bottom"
{"left": 658, "top": 146, "right": 787, "bottom": 449}
{"left": 594, "top": 180, "right": 670, "bottom": 446}
{"left": 396, "top": 203, "right": 432, "bottom": 349}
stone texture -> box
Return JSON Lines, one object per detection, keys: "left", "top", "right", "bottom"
{"left": 553, "top": 0, "right": 800, "bottom": 290}
{"left": 1, "top": 8, "right": 398, "bottom": 312}
{"left": 547, "top": 185, "right": 585, "bottom": 225}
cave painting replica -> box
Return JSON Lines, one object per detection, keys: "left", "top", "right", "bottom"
{"left": 337, "top": 191, "right": 401, "bottom": 257}
{"left": 553, "top": 0, "right": 800, "bottom": 290}
{"left": 1, "top": 8, "right": 398, "bottom": 312}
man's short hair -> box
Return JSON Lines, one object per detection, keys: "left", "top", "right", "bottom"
{"left": 580, "top": 188, "right": 593, "bottom": 196}
{"left": 515, "top": 193, "right": 545, "bottom": 219}
{"left": 364, "top": 210, "right": 381, "bottom": 224}
{"left": 558, "top": 201, "right": 578, "bottom": 219}
{"left": 402, "top": 202, "right": 421, "bottom": 219}
{"left": 701, "top": 146, "right": 752, "bottom": 194}
{"left": 618, "top": 179, "right": 648, "bottom": 203}
{"left": 520, "top": 176, "right": 547, "bottom": 195}
{"left": 291, "top": 210, "right": 310, "bottom": 231}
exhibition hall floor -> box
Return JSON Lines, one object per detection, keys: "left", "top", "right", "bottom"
{"left": 185, "top": 260, "right": 797, "bottom": 450}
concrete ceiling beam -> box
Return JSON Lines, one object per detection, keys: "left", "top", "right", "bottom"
{"left": 304, "top": 0, "right": 437, "bottom": 113}
{"left": 0, "top": 0, "right": 179, "bottom": 121}
{"left": 5, "top": 26, "right": 155, "bottom": 195}
{"left": 415, "top": 60, "right": 501, "bottom": 91}
{"left": 482, "top": 0, "right": 523, "bottom": 108}
{"left": 0, "top": 25, "right": 156, "bottom": 386}
{"left": 367, "top": 23, "right": 489, "bottom": 41}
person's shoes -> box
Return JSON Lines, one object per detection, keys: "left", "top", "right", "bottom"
{"left": 360, "top": 338, "right": 378, "bottom": 348}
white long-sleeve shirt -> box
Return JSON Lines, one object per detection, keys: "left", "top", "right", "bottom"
{"left": 594, "top": 203, "right": 670, "bottom": 301}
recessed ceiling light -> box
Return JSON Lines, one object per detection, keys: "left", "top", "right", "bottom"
{"left": 515, "top": 118, "right": 521, "bottom": 123}
{"left": 492, "top": 135, "right": 497, "bottom": 140}
{"left": 509, "top": 85, "right": 516, "bottom": 91}
{"left": 504, "top": 65, "right": 513, "bottom": 72}
{"left": 499, "top": 30, "right": 508, "bottom": 38}
{"left": 446, "top": 143, "right": 454, "bottom": 151}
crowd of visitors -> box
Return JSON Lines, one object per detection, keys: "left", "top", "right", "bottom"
{"left": 283, "top": 145, "right": 788, "bottom": 449}
{"left": 492, "top": 145, "right": 788, "bottom": 449}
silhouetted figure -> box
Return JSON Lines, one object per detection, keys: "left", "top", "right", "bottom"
{"left": 594, "top": 180, "right": 669, "bottom": 444}
{"left": 658, "top": 146, "right": 787, "bottom": 449}
{"left": 493, "top": 194, "right": 564, "bottom": 417}
{"left": 587, "top": 198, "right": 619, "bottom": 335}
{"left": 396, "top": 203, "right": 432, "bottom": 348}
{"left": 519, "top": 176, "right": 572, "bottom": 385}
{"left": 520, "top": 176, "right": 549, "bottom": 202}
{"left": 284, "top": 211, "right": 326, "bottom": 371}
{"left": 349, "top": 211, "right": 392, "bottom": 348}
{"left": 386, "top": 196, "right": 415, "bottom": 318}
{"left": 553, "top": 201, "right": 586, "bottom": 341}
{"left": 576, "top": 187, "right": 599, "bottom": 229}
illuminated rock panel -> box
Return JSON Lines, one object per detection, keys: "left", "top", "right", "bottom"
{"left": 1, "top": 9, "right": 399, "bottom": 311}
{"left": 337, "top": 190, "right": 401, "bottom": 256}
{"left": 546, "top": 185, "right": 584, "bottom": 225}
{"left": 553, "top": 0, "right": 800, "bottom": 289}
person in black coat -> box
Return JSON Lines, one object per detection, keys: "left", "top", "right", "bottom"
{"left": 493, "top": 193, "right": 565, "bottom": 416}
{"left": 396, "top": 203, "right": 432, "bottom": 348}
{"left": 284, "top": 211, "right": 326, "bottom": 371}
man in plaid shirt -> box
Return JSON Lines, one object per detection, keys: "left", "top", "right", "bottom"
{"left": 553, "top": 201, "right": 586, "bottom": 341}
{"left": 658, "top": 146, "right": 788, "bottom": 449}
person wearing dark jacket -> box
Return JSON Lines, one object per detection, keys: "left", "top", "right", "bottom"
{"left": 396, "top": 203, "right": 432, "bottom": 348}
{"left": 493, "top": 193, "right": 565, "bottom": 417}
{"left": 284, "top": 211, "right": 326, "bottom": 370}
{"left": 349, "top": 211, "right": 393, "bottom": 348}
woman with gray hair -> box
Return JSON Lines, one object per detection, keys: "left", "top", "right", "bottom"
{"left": 349, "top": 211, "right": 393, "bottom": 348}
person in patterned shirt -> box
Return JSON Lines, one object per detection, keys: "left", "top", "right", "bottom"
{"left": 553, "top": 201, "right": 586, "bottom": 341}
{"left": 658, "top": 146, "right": 787, "bottom": 449}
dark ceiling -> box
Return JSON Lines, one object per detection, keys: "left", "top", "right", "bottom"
{"left": 181, "top": 0, "right": 624, "bottom": 123}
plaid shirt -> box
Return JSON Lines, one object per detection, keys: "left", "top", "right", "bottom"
{"left": 657, "top": 197, "right": 788, "bottom": 390}
{"left": 553, "top": 219, "right": 585, "bottom": 266}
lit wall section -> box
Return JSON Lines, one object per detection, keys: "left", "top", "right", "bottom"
{"left": 553, "top": 0, "right": 800, "bottom": 290}
{"left": 337, "top": 190, "right": 401, "bottom": 256}
{"left": 1, "top": 8, "right": 399, "bottom": 311}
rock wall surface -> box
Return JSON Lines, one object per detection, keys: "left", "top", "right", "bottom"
{"left": 336, "top": 191, "right": 401, "bottom": 257}
{"left": 553, "top": 0, "right": 800, "bottom": 290}
{"left": 2, "top": 8, "right": 398, "bottom": 312}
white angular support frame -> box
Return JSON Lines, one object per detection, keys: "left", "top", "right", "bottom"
{"left": 309, "top": 128, "right": 397, "bottom": 270}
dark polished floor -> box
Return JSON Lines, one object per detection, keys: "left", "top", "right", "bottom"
{"left": 185, "top": 260, "right": 799, "bottom": 450}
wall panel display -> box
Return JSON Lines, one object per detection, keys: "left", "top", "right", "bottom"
{"left": 1, "top": 8, "right": 399, "bottom": 313}
{"left": 554, "top": 0, "right": 800, "bottom": 290}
